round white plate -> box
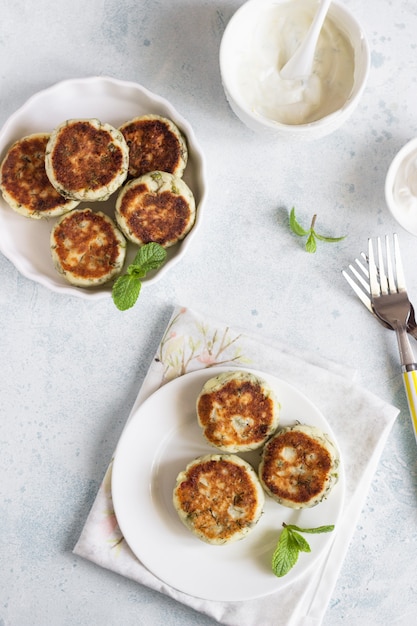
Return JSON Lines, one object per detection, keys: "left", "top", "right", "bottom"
{"left": 111, "top": 366, "right": 345, "bottom": 602}
{"left": 0, "top": 76, "right": 207, "bottom": 299}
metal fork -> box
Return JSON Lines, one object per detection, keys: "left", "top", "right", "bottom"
{"left": 342, "top": 253, "right": 417, "bottom": 339}
{"left": 368, "top": 234, "right": 417, "bottom": 441}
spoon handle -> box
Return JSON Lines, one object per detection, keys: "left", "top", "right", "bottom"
{"left": 280, "top": 0, "right": 332, "bottom": 80}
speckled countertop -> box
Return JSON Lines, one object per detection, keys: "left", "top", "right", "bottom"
{"left": 1, "top": 1, "right": 417, "bottom": 625}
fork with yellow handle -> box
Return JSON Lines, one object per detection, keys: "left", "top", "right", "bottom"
{"left": 343, "top": 235, "right": 417, "bottom": 443}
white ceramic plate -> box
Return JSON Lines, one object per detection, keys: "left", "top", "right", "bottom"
{"left": 0, "top": 76, "right": 207, "bottom": 299}
{"left": 111, "top": 366, "right": 345, "bottom": 602}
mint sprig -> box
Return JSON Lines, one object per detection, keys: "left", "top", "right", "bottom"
{"left": 272, "top": 523, "right": 335, "bottom": 577}
{"left": 112, "top": 242, "right": 167, "bottom": 311}
{"left": 289, "top": 207, "right": 346, "bottom": 253}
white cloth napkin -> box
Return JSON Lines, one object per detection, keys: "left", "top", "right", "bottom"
{"left": 73, "top": 305, "right": 399, "bottom": 626}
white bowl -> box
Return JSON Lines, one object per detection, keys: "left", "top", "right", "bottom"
{"left": 385, "top": 137, "right": 417, "bottom": 236}
{"left": 219, "top": 0, "right": 370, "bottom": 140}
{"left": 0, "top": 76, "right": 207, "bottom": 299}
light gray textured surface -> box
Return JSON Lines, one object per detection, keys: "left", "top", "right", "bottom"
{"left": 1, "top": 1, "right": 417, "bottom": 625}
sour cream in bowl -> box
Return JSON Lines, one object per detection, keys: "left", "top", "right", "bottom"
{"left": 385, "top": 138, "right": 417, "bottom": 237}
{"left": 219, "top": 0, "right": 370, "bottom": 140}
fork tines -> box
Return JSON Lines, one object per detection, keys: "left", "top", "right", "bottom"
{"left": 368, "top": 234, "right": 406, "bottom": 297}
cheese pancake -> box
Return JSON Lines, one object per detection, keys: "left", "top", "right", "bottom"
{"left": 45, "top": 119, "right": 129, "bottom": 201}
{"left": 50, "top": 208, "right": 126, "bottom": 287}
{"left": 173, "top": 454, "right": 264, "bottom": 545}
{"left": 119, "top": 114, "right": 188, "bottom": 178}
{"left": 0, "top": 133, "right": 79, "bottom": 219}
{"left": 115, "top": 170, "right": 195, "bottom": 248}
{"left": 259, "top": 423, "right": 340, "bottom": 508}
{"left": 196, "top": 370, "right": 280, "bottom": 452}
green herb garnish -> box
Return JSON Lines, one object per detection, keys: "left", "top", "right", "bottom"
{"left": 112, "top": 242, "right": 167, "bottom": 311}
{"left": 272, "top": 523, "right": 335, "bottom": 577}
{"left": 289, "top": 207, "right": 346, "bottom": 253}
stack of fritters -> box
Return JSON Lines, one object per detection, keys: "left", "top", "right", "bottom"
{"left": 174, "top": 370, "right": 341, "bottom": 545}
{"left": 0, "top": 113, "right": 195, "bottom": 287}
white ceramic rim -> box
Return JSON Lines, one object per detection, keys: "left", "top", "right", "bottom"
{"left": 0, "top": 76, "right": 208, "bottom": 299}
{"left": 385, "top": 136, "right": 417, "bottom": 236}
{"left": 219, "top": 0, "right": 370, "bottom": 134}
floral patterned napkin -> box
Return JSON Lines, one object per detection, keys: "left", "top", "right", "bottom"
{"left": 73, "top": 305, "right": 398, "bottom": 626}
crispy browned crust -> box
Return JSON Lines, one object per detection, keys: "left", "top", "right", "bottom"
{"left": 0, "top": 134, "right": 78, "bottom": 218}
{"left": 115, "top": 171, "right": 195, "bottom": 247}
{"left": 173, "top": 455, "right": 264, "bottom": 544}
{"left": 45, "top": 119, "right": 128, "bottom": 200}
{"left": 50, "top": 208, "right": 126, "bottom": 286}
{"left": 197, "top": 374, "right": 279, "bottom": 451}
{"left": 259, "top": 426, "right": 336, "bottom": 507}
{"left": 118, "top": 183, "right": 187, "bottom": 244}
{"left": 119, "top": 115, "right": 187, "bottom": 178}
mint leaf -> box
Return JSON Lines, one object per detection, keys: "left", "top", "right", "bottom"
{"left": 271, "top": 526, "right": 300, "bottom": 578}
{"left": 289, "top": 207, "right": 309, "bottom": 236}
{"left": 112, "top": 274, "right": 142, "bottom": 311}
{"left": 286, "top": 524, "right": 335, "bottom": 534}
{"left": 127, "top": 264, "right": 146, "bottom": 279}
{"left": 288, "top": 208, "right": 346, "bottom": 253}
{"left": 288, "top": 530, "right": 311, "bottom": 553}
{"left": 112, "top": 242, "right": 167, "bottom": 311}
{"left": 271, "top": 523, "right": 334, "bottom": 578}
{"left": 305, "top": 232, "right": 317, "bottom": 253}
{"left": 132, "top": 241, "right": 167, "bottom": 273}
{"left": 314, "top": 234, "right": 346, "bottom": 243}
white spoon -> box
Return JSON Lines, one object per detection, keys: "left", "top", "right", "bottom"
{"left": 280, "top": 0, "right": 332, "bottom": 80}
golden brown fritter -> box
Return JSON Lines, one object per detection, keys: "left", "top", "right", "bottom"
{"left": 173, "top": 454, "right": 264, "bottom": 545}
{"left": 259, "top": 424, "right": 340, "bottom": 508}
{"left": 50, "top": 208, "right": 126, "bottom": 287}
{"left": 0, "top": 133, "right": 79, "bottom": 218}
{"left": 197, "top": 371, "right": 280, "bottom": 452}
{"left": 45, "top": 119, "right": 129, "bottom": 201}
{"left": 115, "top": 170, "right": 195, "bottom": 247}
{"left": 119, "top": 114, "right": 187, "bottom": 178}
